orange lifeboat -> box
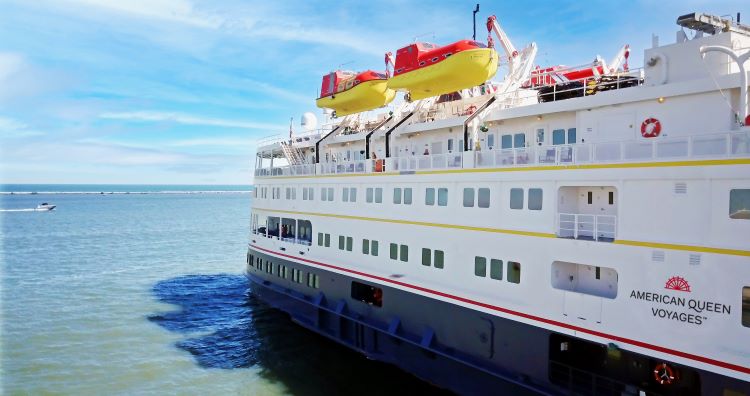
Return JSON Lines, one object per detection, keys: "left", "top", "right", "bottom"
{"left": 315, "top": 70, "right": 395, "bottom": 117}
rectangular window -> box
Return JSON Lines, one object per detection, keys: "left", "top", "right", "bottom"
{"left": 421, "top": 248, "right": 431, "bottom": 266}
{"left": 362, "top": 239, "right": 370, "bottom": 255}
{"left": 434, "top": 250, "right": 444, "bottom": 269}
{"left": 587, "top": 191, "right": 593, "bottom": 204}
{"left": 426, "top": 188, "right": 435, "bottom": 205}
{"left": 535, "top": 129, "right": 544, "bottom": 145}
{"left": 404, "top": 188, "right": 412, "bottom": 205}
{"left": 321, "top": 187, "right": 328, "bottom": 201}
{"left": 567, "top": 128, "right": 576, "bottom": 144}
{"left": 528, "top": 188, "right": 543, "bottom": 210}
{"left": 463, "top": 188, "right": 475, "bottom": 207}
{"left": 490, "top": 259, "right": 503, "bottom": 280}
{"left": 327, "top": 187, "right": 334, "bottom": 201}
{"left": 346, "top": 237, "right": 353, "bottom": 252}
{"left": 474, "top": 256, "right": 487, "bottom": 277}
{"left": 342, "top": 187, "right": 349, "bottom": 202}
{"left": 608, "top": 191, "right": 614, "bottom": 205}
{"left": 514, "top": 133, "right": 526, "bottom": 148}
{"left": 399, "top": 245, "right": 409, "bottom": 262}
{"left": 324, "top": 233, "right": 330, "bottom": 247}
{"left": 303, "top": 188, "right": 308, "bottom": 200}
{"left": 350, "top": 188, "right": 357, "bottom": 202}
{"left": 507, "top": 261, "right": 521, "bottom": 284}
{"left": 317, "top": 232, "right": 324, "bottom": 246}
{"left": 552, "top": 128, "right": 565, "bottom": 145}
{"left": 730, "top": 189, "right": 750, "bottom": 219}
{"left": 501, "top": 134, "right": 512, "bottom": 149}
{"left": 375, "top": 188, "right": 383, "bottom": 203}
{"left": 390, "top": 243, "right": 398, "bottom": 260}
{"left": 339, "top": 235, "right": 345, "bottom": 250}
{"left": 393, "top": 187, "right": 402, "bottom": 204}
{"left": 438, "top": 188, "right": 448, "bottom": 206}
{"left": 367, "top": 188, "right": 373, "bottom": 203}
{"left": 510, "top": 188, "right": 524, "bottom": 209}
{"left": 478, "top": 188, "right": 490, "bottom": 208}
{"left": 371, "top": 241, "right": 379, "bottom": 256}
{"left": 487, "top": 134, "right": 495, "bottom": 149}
{"left": 742, "top": 287, "right": 749, "bottom": 327}
{"left": 308, "top": 188, "right": 314, "bottom": 200}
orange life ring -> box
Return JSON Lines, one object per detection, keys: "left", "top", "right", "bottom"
{"left": 374, "top": 159, "right": 384, "bottom": 172}
{"left": 653, "top": 363, "right": 676, "bottom": 385}
{"left": 641, "top": 117, "right": 661, "bottom": 138}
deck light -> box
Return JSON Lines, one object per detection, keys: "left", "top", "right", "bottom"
{"left": 657, "top": 97, "right": 665, "bottom": 103}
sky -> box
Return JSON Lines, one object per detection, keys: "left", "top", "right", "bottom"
{"left": 0, "top": 0, "right": 747, "bottom": 185}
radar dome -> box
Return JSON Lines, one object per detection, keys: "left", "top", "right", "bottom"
{"left": 301, "top": 112, "right": 317, "bottom": 131}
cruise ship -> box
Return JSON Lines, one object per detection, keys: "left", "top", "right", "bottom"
{"left": 246, "top": 12, "right": 750, "bottom": 395}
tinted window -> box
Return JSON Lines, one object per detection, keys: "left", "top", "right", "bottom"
{"left": 404, "top": 188, "right": 412, "bottom": 205}
{"left": 438, "top": 188, "right": 448, "bottom": 206}
{"left": 510, "top": 188, "right": 524, "bottom": 209}
{"left": 393, "top": 188, "right": 402, "bottom": 204}
{"left": 434, "top": 250, "right": 444, "bottom": 269}
{"left": 478, "top": 188, "right": 490, "bottom": 208}
{"left": 567, "top": 128, "right": 576, "bottom": 143}
{"left": 463, "top": 188, "right": 475, "bottom": 207}
{"left": 390, "top": 243, "right": 398, "bottom": 259}
{"left": 490, "top": 259, "right": 503, "bottom": 280}
{"left": 362, "top": 239, "right": 370, "bottom": 254}
{"left": 375, "top": 188, "right": 383, "bottom": 203}
{"left": 350, "top": 188, "right": 357, "bottom": 202}
{"left": 367, "top": 188, "right": 373, "bottom": 202}
{"left": 501, "top": 134, "right": 512, "bottom": 149}
{"left": 474, "top": 256, "right": 487, "bottom": 277}
{"left": 426, "top": 188, "right": 435, "bottom": 205}
{"left": 730, "top": 189, "right": 750, "bottom": 219}
{"left": 508, "top": 261, "right": 521, "bottom": 284}
{"left": 743, "top": 287, "right": 750, "bottom": 328}
{"left": 552, "top": 129, "right": 565, "bottom": 145}
{"left": 399, "top": 245, "right": 408, "bottom": 262}
{"left": 514, "top": 133, "right": 526, "bottom": 148}
{"left": 528, "top": 188, "right": 543, "bottom": 210}
{"left": 371, "top": 241, "right": 379, "bottom": 256}
{"left": 421, "top": 248, "right": 431, "bottom": 266}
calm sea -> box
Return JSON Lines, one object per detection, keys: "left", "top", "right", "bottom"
{"left": 0, "top": 185, "right": 447, "bottom": 395}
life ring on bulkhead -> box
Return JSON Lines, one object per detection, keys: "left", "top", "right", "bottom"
{"left": 652, "top": 362, "right": 676, "bottom": 385}
{"left": 640, "top": 117, "right": 661, "bottom": 138}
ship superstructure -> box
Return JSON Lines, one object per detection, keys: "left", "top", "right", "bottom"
{"left": 247, "top": 12, "right": 750, "bottom": 395}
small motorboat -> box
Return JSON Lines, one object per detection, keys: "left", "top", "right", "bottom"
{"left": 387, "top": 40, "right": 498, "bottom": 100}
{"left": 35, "top": 203, "right": 56, "bottom": 211}
{"left": 316, "top": 70, "right": 396, "bottom": 116}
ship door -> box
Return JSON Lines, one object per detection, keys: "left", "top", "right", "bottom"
{"left": 431, "top": 141, "right": 444, "bottom": 155}
{"left": 563, "top": 293, "right": 602, "bottom": 324}
{"left": 535, "top": 125, "right": 548, "bottom": 146}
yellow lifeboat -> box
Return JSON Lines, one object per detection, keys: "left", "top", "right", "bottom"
{"left": 387, "top": 40, "right": 498, "bottom": 100}
{"left": 315, "top": 70, "right": 395, "bottom": 117}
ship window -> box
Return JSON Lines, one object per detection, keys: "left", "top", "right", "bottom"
{"left": 490, "top": 259, "right": 503, "bottom": 280}
{"left": 474, "top": 257, "right": 487, "bottom": 277}
{"left": 321, "top": 187, "right": 328, "bottom": 201}
{"left": 303, "top": 188, "right": 308, "bottom": 200}
{"left": 448, "top": 139, "right": 454, "bottom": 152}
{"left": 463, "top": 188, "right": 475, "bottom": 207}
{"left": 297, "top": 220, "right": 312, "bottom": 244}
{"left": 501, "top": 134, "right": 512, "bottom": 149}
{"left": 404, "top": 188, "right": 412, "bottom": 204}
{"left": 371, "top": 240, "right": 379, "bottom": 256}
{"left": 729, "top": 189, "right": 750, "bottom": 220}
{"left": 507, "top": 261, "right": 521, "bottom": 284}
{"left": 343, "top": 188, "right": 349, "bottom": 202}
{"left": 536, "top": 129, "right": 544, "bottom": 145}
{"left": 587, "top": 191, "right": 593, "bottom": 204}
{"left": 438, "top": 188, "right": 448, "bottom": 206}
{"left": 510, "top": 188, "right": 524, "bottom": 209}
{"left": 608, "top": 191, "right": 614, "bottom": 205}
{"left": 346, "top": 237, "right": 353, "bottom": 252}
{"left": 419, "top": 61, "right": 426, "bottom": 66}
{"left": 528, "top": 188, "right": 543, "bottom": 210}
{"left": 324, "top": 233, "right": 330, "bottom": 247}
{"left": 487, "top": 134, "right": 495, "bottom": 149}
{"left": 514, "top": 133, "right": 526, "bottom": 148}
{"left": 339, "top": 235, "right": 345, "bottom": 250}
{"left": 318, "top": 232, "right": 324, "bottom": 246}
{"left": 426, "top": 188, "right": 435, "bottom": 205}
{"left": 350, "top": 188, "right": 357, "bottom": 202}
{"left": 375, "top": 188, "right": 383, "bottom": 203}
{"left": 434, "top": 250, "right": 444, "bottom": 269}
{"left": 390, "top": 243, "right": 398, "bottom": 259}
{"left": 422, "top": 248, "right": 431, "bottom": 266}
{"left": 552, "top": 129, "right": 565, "bottom": 145}
{"left": 478, "top": 188, "right": 490, "bottom": 208}
{"left": 351, "top": 281, "right": 383, "bottom": 307}
{"left": 393, "top": 188, "right": 402, "bottom": 204}
{"left": 363, "top": 239, "right": 370, "bottom": 254}
{"left": 367, "top": 188, "right": 373, "bottom": 202}
{"left": 327, "top": 187, "right": 334, "bottom": 201}
{"left": 431, "top": 57, "right": 439, "bottom": 62}
{"left": 742, "top": 287, "right": 750, "bottom": 327}
{"left": 400, "top": 245, "right": 409, "bottom": 262}
{"left": 568, "top": 128, "right": 576, "bottom": 143}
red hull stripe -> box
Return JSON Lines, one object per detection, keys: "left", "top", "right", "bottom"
{"left": 250, "top": 244, "right": 750, "bottom": 376}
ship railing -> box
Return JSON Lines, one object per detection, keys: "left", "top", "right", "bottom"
{"left": 557, "top": 213, "right": 616, "bottom": 242}
{"left": 254, "top": 163, "right": 315, "bottom": 177}
{"left": 385, "top": 152, "right": 463, "bottom": 172}
{"left": 319, "top": 159, "right": 372, "bottom": 175}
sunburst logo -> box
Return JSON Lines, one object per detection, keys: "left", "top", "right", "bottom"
{"left": 664, "top": 276, "right": 691, "bottom": 292}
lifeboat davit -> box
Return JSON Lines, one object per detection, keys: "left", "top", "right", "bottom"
{"left": 387, "top": 40, "right": 498, "bottom": 100}
{"left": 315, "top": 70, "right": 395, "bottom": 117}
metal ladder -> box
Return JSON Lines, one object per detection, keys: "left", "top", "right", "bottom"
{"left": 280, "top": 140, "right": 305, "bottom": 165}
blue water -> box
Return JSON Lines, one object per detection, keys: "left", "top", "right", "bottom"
{"left": 0, "top": 186, "right": 446, "bottom": 395}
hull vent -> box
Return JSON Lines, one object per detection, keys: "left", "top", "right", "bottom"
{"left": 674, "top": 182, "right": 687, "bottom": 194}
{"left": 651, "top": 250, "right": 665, "bottom": 262}
{"left": 689, "top": 254, "right": 701, "bottom": 266}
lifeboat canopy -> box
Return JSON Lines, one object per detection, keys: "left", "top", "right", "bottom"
{"left": 387, "top": 40, "right": 498, "bottom": 100}
{"left": 315, "top": 70, "right": 396, "bottom": 117}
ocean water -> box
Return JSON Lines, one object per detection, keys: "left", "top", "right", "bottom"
{"left": 0, "top": 187, "right": 448, "bottom": 395}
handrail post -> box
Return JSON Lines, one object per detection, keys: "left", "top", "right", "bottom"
{"left": 574, "top": 214, "right": 579, "bottom": 239}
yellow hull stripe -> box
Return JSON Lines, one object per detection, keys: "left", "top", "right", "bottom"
{"left": 254, "top": 207, "right": 750, "bottom": 257}
{"left": 257, "top": 158, "right": 750, "bottom": 180}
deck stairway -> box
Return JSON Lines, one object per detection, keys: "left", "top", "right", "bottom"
{"left": 280, "top": 140, "right": 306, "bottom": 165}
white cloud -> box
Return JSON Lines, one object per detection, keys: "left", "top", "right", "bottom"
{"left": 0, "top": 116, "right": 44, "bottom": 138}
{"left": 169, "top": 137, "right": 256, "bottom": 147}
{"left": 67, "top": 0, "right": 222, "bottom": 29}
{"left": 99, "top": 111, "right": 284, "bottom": 131}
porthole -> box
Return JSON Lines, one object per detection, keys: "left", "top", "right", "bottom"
{"left": 419, "top": 61, "right": 426, "bottom": 66}
{"left": 431, "top": 57, "right": 439, "bottom": 62}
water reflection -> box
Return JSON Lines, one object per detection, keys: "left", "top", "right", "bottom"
{"left": 148, "top": 274, "right": 451, "bottom": 395}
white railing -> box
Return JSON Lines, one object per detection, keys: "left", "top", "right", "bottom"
{"left": 557, "top": 213, "right": 617, "bottom": 241}
{"left": 255, "top": 130, "right": 750, "bottom": 177}
{"left": 385, "top": 152, "right": 463, "bottom": 172}
{"left": 252, "top": 229, "right": 313, "bottom": 246}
